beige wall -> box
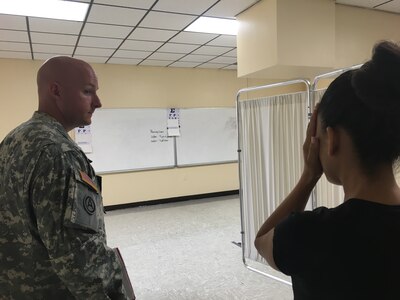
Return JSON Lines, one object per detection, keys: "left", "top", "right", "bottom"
{"left": 335, "top": 4, "right": 400, "bottom": 68}
{"left": 238, "top": 1, "right": 400, "bottom": 80}
{"left": 237, "top": 0, "right": 278, "bottom": 77}
{"left": 95, "top": 63, "right": 242, "bottom": 108}
{"left": 0, "top": 58, "right": 303, "bottom": 206}
{"left": 0, "top": 59, "right": 40, "bottom": 137}
{"left": 312, "top": 6, "right": 400, "bottom": 89}
{"left": 237, "top": 0, "right": 335, "bottom": 79}
{"left": 277, "top": 0, "right": 335, "bottom": 68}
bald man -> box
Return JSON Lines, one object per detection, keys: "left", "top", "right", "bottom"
{"left": 0, "top": 57, "right": 133, "bottom": 299}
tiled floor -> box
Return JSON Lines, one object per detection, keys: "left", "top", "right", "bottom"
{"left": 105, "top": 195, "right": 293, "bottom": 300}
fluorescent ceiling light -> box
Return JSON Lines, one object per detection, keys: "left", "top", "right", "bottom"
{"left": 185, "top": 17, "right": 238, "bottom": 36}
{"left": 0, "top": 0, "right": 89, "bottom": 21}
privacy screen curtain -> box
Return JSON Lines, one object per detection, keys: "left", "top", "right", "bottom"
{"left": 238, "top": 92, "right": 308, "bottom": 262}
{"left": 312, "top": 89, "right": 345, "bottom": 209}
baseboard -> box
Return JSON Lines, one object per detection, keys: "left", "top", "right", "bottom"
{"left": 104, "top": 189, "right": 239, "bottom": 212}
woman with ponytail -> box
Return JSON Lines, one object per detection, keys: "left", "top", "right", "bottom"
{"left": 255, "top": 41, "right": 400, "bottom": 300}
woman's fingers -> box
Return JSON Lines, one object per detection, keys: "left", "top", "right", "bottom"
{"left": 303, "top": 103, "right": 323, "bottom": 180}
{"left": 308, "top": 103, "right": 319, "bottom": 137}
{"left": 304, "top": 103, "right": 319, "bottom": 157}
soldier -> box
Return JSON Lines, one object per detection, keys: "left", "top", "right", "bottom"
{"left": 0, "top": 56, "right": 133, "bottom": 299}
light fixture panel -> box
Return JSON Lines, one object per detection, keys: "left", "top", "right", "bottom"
{"left": 0, "top": 0, "right": 89, "bottom": 21}
{"left": 185, "top": 17, "right": 238, "bottom": 36}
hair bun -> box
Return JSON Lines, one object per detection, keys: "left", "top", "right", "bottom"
{"left": 351, "top": 40, "right": 400, "bottom": 114}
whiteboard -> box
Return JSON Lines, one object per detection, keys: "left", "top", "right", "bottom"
{"left": 176, "top": 108, "right": 238, "bottom": 166}
{"left": 87, "top": 108, "right": 175, "bottom": 174}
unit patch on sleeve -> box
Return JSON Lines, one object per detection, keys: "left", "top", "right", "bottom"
{"left": 83, "top": 196, "right": 96, "bottom": 215}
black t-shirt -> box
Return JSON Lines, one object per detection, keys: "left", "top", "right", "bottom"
{"left": 273, "top": 199, "right": 400, "bottom": 300}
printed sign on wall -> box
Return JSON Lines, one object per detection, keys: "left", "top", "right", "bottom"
{"left": 75, "top": 125, "right": 93, "bottom": 153}
{"left": 167, "top": 108, "right": 180, "bottom": 137}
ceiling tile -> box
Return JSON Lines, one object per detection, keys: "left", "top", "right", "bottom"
{"left": 207, "top": 35, "right": 236, "bottom": 47}
{"left": 87, "top": 4, "right": 146, "bottom": 26}
{"left": 29, "top": 18, "right": 83, "bottom": 34}
{"left": 34, "top": 53, "right": 63, "bottom": 61}
{"left": 191, "top": 45, "right": 232, "bottom": 56}
{"left": 33, "top": 44, "right": 74, "bottom": 55}
{"left": 93, "top": 0, "right": 155, "bottom": 9}
{"left": 196, "top": 62, "right": 227, "bottom": 69}
{"left": 79, "top": 36, "right": 122, "bottom": 48}
{"left": 154, "top": 0, "right": 218, "bottom": 14}
{"left": 0, "top": 41, "right": 30, "bottom": 52}
{"left": 0, "top": 14, "right": 27, "bottom": 30}
{"left": 169, "top": 61, "right": 199, "bottom": 68}
{"left": 113, "top": 49, "right": 150, "bottom": 59}
{"left": 140, "top": 11, "right": 196, "bottom": 30}
{"left": 157, "top": 43, "right": 199, "bottom": 54}
{"left": 0, "top": 30, "right": 29, "bottom": 43}
{"left": 129, "top": 28, "right": 178, "bottom": 42}
{"left": 74, "top": 47, "right": 115, "bottom": 56}
{"left": 120, "top": 40, "right": 163, "bottom": 51}
{"left": 204, "top": 0, "right": 259, "bottom": 18}
{"left": 107, "top": 57, "right": 142, "bottom": 65}
{"left": 0, "top": 51, "right": 31, "bottom": 59}
{"left": 209, "top": 56, "right": 236, "bottom": 64}
{"left": 335, "top": 0, "right": 388, "bottom": 8}
{"left": 82, "top": 23, "right": 132, "bottom": 38}
{"left": 140, "top": 60, "right": 172, "bottom": 67}
{"left": 223, "top": 64, "right": 237, "bottom": 70}
{"left": 31, "top": 32, "right": 78, "bottom": 46}
{"left": 377, "top": 1, "right": 400, "bottom": 13}
{"left": 147, "top": 52, "right": 184, "bottom": 60}
{"left": 73, "top": 55, "right": 109, "bottom": 63}
{"left": 2, "top": 0, "right": 400, "bottom": 69}
{"left": 169, "top": 31, "right": 218, "bottom": 45}
{"left": 223, "top": 48, "right": 237, "bottom": 57}
{"left": 179, "top": 54, "right": 214, "bottom": 63}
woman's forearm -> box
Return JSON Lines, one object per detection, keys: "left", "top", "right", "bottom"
{"left": 255, "top": 171, "right": 318, "bottom": 239}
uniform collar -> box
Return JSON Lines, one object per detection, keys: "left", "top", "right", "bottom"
{"left": 32, "top": 111, "right": 72, "bottom": 141}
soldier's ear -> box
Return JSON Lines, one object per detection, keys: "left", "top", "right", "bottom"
{"left": 49, "top": 82, "right": 61, "bottom": 98}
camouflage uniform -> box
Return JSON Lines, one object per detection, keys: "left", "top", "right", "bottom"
{"left": 0, "top": 112, "right": 129, "bottom": 299}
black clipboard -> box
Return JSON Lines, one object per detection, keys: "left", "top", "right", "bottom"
{"left": 114, "top": 248, "right": 135, "bottom": 300}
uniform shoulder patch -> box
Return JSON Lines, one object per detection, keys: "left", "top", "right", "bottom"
{"left": 83, "top": 196, "right": 96, "bottom": 215}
